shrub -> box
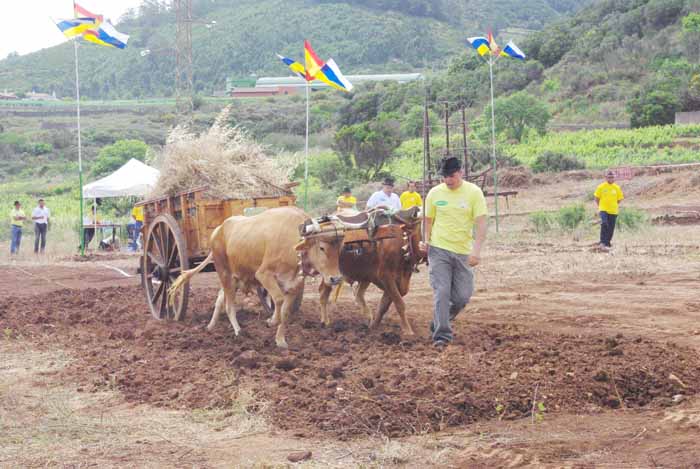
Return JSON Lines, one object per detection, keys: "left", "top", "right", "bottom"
{"left": 91, "top": 139, "right": 149, "bottom": 177}
{"left": 532, "top": 151, "right": 585, "bottom": 173}
{"left": 617, "top": 207, "right": 647, "bottom": 231}
{"left": 556, "top": 204, "right": 587, "bottom": 230}
{"left": 530, "top": 210, "right": 554, "bottom": 233}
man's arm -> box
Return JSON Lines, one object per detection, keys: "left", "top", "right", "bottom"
{"left": 469, "top": 215, "right": 487, "bottom": 267}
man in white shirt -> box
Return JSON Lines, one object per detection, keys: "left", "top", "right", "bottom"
{"left": 31, "top": 198, "right": 50, "bottom": 254}
{"left": 366, "top": 177, "right": 401, "bottom": 211}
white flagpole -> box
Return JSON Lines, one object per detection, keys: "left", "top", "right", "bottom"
{"left": 74, "top": 39, "right": 85, "bottom": 255}
{"left": 488, "top": 54, "right": 499, "bottom": 233}
{"left": 304, "top": 80, "right": 310, "bottom": 211}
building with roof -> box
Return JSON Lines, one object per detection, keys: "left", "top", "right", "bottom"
{"left": 255, "top": 72, "right": 424, "bottom": 90}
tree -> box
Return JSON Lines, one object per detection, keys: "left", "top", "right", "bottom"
{"left": 627, "top": 88, "right": 680, "bottom": 128}
{"left": 400, "top": 105, "right": 438, "bottom": 138}
{"left": 91, "top": 140, "right": 150, "bottom": 177}
{"left": 683, "top": 13, "right": 700, "bottom": 62}
{"left": 484, "top": 92, "right": 551, "bottom": 143}
{"left": 333, "top": 116, "right": 401, "bottom": 181}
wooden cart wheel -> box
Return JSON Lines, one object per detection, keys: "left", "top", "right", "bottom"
{"left": 256, "top": 287, "right": 304, "bottom": 317}
{"left": 142, "top": 214, "right": 190, "bottom": 321}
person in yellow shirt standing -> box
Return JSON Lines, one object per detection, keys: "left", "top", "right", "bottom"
{"left": 128, "top": 205, "right": 145, "bottom": 251}
{"left": 336, "top": 187, "right": 357, "bottom": 212}
{"left": 594, "top": 170, "right": 624, "bottom": 250}
{"left": 399, "top": 181, "right": 423, "bottom": 210}
{"left": 10, "top": 201, "right": 26, "bottom": 255}
{"left": 421, "top": 157, "right": 488, "bottom": 349}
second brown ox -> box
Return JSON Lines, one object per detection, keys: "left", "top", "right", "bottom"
{"left": 319, "top": 208, "right": 422, "bottom": 335}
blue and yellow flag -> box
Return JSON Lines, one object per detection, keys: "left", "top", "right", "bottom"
{"left": 55, "top": 18, "right": 99, "bottom": 38}
{"left": 82, "top": 21, "right": 130, "bottom": 49}
{"left": 277, "top": 46, "right": 353, "bottom": 92}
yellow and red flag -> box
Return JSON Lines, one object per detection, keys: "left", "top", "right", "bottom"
{"left": 304, "top": 40, "right": 324, "bottom": 81}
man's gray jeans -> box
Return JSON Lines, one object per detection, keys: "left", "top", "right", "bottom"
{"left": 428, "top": 245, "right": 474, "bottom": 343}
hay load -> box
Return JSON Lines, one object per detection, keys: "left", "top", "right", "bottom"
{"left": 150, "top": 107, "right": 294, "bottom": 200}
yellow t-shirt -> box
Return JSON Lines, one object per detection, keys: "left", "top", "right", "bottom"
{"left": 336, "top": 195, "right": 357, "bottom": 208}
{"left": 425, "top": 182, "right": 488, "bottom": 255}
{"left": 399, "top": 191, "right": 423, "bottom": 209}
{"left": 132, "top": 206, "right": 144, "bottom": 222}
{"left": 10, "top": 208, "right": 25, "bottom": 227}
{"left": 594, "top": 182, "right": 624, "bottom": 215}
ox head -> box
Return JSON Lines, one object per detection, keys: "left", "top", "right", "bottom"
{"left": 296, "top": 217, "right": 344, "bottom": 286}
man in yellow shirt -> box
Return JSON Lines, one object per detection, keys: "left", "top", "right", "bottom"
{"left": 336, "top": 187, "right": 357, "bottom": 211}
{"left": 128, "top": 205, "right": 145, "bottom": 251}
{"left": 10, "top": 200, "right": 26, "bottom": 255}
{"left": 422, "top": 156, "right": 488, "bottom": 348}
{"left": 399, "top": 181, "right": 423, "bottom": 210}
{"left": 594, "top": 170, "right": 624, "bottom": 249}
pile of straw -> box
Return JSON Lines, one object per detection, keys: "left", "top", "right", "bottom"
{"left": 150, "top": 107, "right": 293, "bottom": 200}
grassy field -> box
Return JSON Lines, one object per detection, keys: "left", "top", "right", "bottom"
{"left": 507, "top": 124, "right": 700, "bottom": 169}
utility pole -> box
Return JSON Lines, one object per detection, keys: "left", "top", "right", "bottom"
{"left": 175, "top": 0, "right": 193, "bottom": 123}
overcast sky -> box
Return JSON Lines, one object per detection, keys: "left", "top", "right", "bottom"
{"left": 0, "top": 0, "right": 144, "bottom": 59}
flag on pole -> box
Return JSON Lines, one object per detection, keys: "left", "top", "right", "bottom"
{"left": 487, "top": 31, "right": 501, "bottom": 56}
{"left": 467, "top": 36, "right": 491, "bottom": 56}
{"left": 278, "top": 49, "right": 353, "bottom": 92}
{"left": 316, "top": 59, "right": 353, "bottom": 92}
{"left": 304, "top": 40, "right": 324, "bottom": 81}
{"left": 82, "top": 21, "right": 130, "bottom": 49}
{"left": 277, "top": 54, "right": 307, "bottom": 78}
{"left": 74, "top": 2, "right": 103, "bottom": 22}
{"left": 501, "top": 41, "right": 526, "bottom": 60}
{"left": 55, "top": 18, "right": 99, "bottom": 38}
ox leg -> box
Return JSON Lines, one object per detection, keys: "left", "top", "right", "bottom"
{"left": 374, "top": 279, "right": 415, "bottom": 336}
{"left": 255, "top": 269, "right": 289, "bottom": 348}
{"left": 318, "top": 281, "right": 333, "bottom": 327}
{"left": 207, "top": 288, "right": 226, "bottom": 331}
{"left": 370, "top": 290, "right": 392, "bottom": 329}
{"left": 354, "top": 281, "right": 372, "bottom": 323}
{"left": 223, "top": 279, "right": 241, "bottom": 336}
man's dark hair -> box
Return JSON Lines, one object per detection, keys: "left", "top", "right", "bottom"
{"left": 342, "top": 187, "right": 351, "bottom": 193}
{"left": 438, "top": 156, "right": 462, "bottom": 176}
{"left": 13, "top": 200, "right": 20, "bottom": 206}
{"left": 382, "top": 177, "right": 395, "bottom": 186}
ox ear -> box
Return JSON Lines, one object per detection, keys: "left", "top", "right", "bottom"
{"left": 294, "top": 239, "right": 311, "bottom": 251}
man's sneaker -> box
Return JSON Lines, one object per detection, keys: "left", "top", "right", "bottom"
{"left": 433, "top": 339, "right": 449, "bottom": 350}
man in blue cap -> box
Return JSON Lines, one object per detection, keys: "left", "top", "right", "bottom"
{"left": 421, "top": 156, "right": 488, "bottom": 349}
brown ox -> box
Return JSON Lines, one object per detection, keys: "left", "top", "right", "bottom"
{"left": 168, "top": 207, "right": 343, "bottom": 348}
{"left": 319, "top": 208, "right": 422, "bottom": 335}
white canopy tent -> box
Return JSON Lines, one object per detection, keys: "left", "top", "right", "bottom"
{"left": 81, "top": 158, "right": 159, "bottom": 251}
{"left": 83, "top": 158, "right": 160, "bottom": 198}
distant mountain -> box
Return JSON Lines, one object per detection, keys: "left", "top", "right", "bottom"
{"left": 0, "top": 0, "right": 593, "bottom": 99}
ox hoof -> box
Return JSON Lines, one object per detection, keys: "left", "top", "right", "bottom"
{"left": 402, "top": 328, "right": 416, "bottom": 337}
{"left": 232, "top": 327, "right": 241, "bottom": 336}
{"left": 206, "top": 324, "right": 216, "bottom": 332}
{"left": 267, "top": 318, "right": 279, "bottom": 327}
{"left": 276, "top": 340, "right": 289, "bottom": 349}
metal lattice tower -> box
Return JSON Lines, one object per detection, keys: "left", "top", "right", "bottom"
{"left": 175, "top": 0, "right": 193, "bottom": 122}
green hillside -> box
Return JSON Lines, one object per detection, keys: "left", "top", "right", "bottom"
{"left": 0, "top": 0, "right": 592, "bottom": 99}
{"left": 522, "top": 0, "right": 700, "bottom": 125}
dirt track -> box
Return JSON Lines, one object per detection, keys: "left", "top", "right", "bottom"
{"left": 2, "top": 235, "right": 700, "bottom": 467}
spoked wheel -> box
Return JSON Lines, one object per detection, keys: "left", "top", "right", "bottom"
{"left": 142, "top": 214, "right": 190, "bottom": 321}
{"left": 256, "top": 286, "right": 304, "bottom": 317}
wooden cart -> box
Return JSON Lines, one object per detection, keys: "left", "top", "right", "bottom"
{"left": 136, "top": 187, "right": 296, "bottom": 321}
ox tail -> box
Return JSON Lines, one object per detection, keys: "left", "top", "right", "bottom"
{"left": 168, "top": 251, "right": 214, "bottom": 306}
